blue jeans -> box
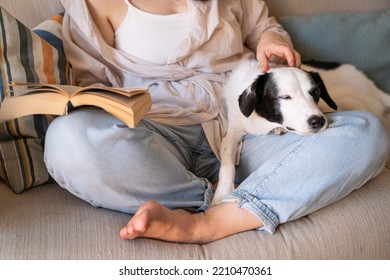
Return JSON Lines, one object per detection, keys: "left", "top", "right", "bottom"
{"left": 44, "top": 108, "right": 390, "bottom": 233}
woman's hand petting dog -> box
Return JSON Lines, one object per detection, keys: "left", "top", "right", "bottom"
{"left": 256, "top": 31, "right": 301, "bottom": 72}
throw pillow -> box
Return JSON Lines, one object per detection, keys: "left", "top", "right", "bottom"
{"left": 33, "top": 13, "right": 65, "bottom": 54}
{"left": 279, "top": 9, "right": 390, "bottom": 93}
{"left": 0, "top": 8, "right": 71, "bottom": 193}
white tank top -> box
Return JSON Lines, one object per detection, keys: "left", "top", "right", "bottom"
{"left": 115, "top": 0, "right": 190, "bottom": 65}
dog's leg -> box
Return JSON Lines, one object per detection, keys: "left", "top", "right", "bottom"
{"left": 211, "top": 129, "right": 244, "bottom": 206}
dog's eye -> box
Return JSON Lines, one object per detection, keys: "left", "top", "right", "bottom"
{"left": 279, "top": 95, "right": 292, "bottom": 100}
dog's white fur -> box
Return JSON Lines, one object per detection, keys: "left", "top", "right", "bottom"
{"left": 211, "top": 59, "right": 390, "bottom": 206}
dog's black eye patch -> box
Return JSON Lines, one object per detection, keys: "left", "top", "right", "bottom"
{"left": 308, "top": 86, "right": 321, "bottom": 103}
{"left": 257, "top": 79, "right": 284, "bottom": 124}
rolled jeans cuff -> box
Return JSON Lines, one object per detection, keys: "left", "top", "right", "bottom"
{"left": 222, "top": 189, "right": 279, "bottom": 234}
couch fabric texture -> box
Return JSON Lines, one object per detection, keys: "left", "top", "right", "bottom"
{"left": 1, "top": 0, "right": 390, "bottom": 259}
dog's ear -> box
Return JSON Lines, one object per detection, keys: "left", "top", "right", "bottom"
{"left": 238, "top": 73, "right": 269, "bottom": 118}
{"left": 309, "top": 72, "right": 338, "bottom": 110}
{"left": 238, "top": 88, "right": 257, "bottom": 117}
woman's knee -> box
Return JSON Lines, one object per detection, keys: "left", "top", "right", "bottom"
{"left": 44, "top": 109, "right": 137, "bottom": 180}
{"left": 332, "top": 111, "right": 390, "bottom": 169}
{"left": 348, "top": 111, "right": 389, "bottom": 151}
{"left": 45, "top": 109, "right": 103, "bottom": 164}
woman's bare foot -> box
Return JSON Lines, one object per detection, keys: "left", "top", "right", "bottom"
{"left": 120, "top": 200, "right": 263, "bottom": 244}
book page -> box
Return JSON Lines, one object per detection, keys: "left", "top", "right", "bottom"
{"left": 0, "top": 93, "right": 69, "bottom": 122}
{"left": 10, "top": 82, "right": 148, "bottom": 98}
{"left": 9, "top": 82, "right": 81, "bottom": 97}
{"left": 73, "top": 85, "right": 149, "bottom": 98}
{"left": 70, "top": 91, "right": 152, "bottom": 127}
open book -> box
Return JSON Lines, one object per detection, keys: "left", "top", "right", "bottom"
{"left": 0, "top": 82, "right": 152, "bottom": 128}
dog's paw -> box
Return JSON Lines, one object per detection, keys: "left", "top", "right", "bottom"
{"left": 272, "top": 127, "right": 287, "bottom": 135}
{"left": 210, "top": 195, "right": 223, "bottom": 207}
{"left": 210, "top": 181, "right": 235, "bottom": 206}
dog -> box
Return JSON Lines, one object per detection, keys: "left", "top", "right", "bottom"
{"left": 211, "top": 59, "right": 390, "bottom": 206}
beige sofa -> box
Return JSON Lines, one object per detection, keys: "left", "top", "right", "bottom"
{"left": 1, "top": 0, "right": 390, "bottom": 259}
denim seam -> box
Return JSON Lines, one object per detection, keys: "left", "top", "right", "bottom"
{"left": 190, "top": 129, "right": 207, "bottom": 171}
{"left": 235, "top": 190, "right": 278, "bottom": 231}
{"left": 139, "top": 119, "right": 190, "bottom": 149}
{"left": 195, "top": 178, "right": 213, "bottom": 212}
{"left": 140, "top": 120, "right": 212, "bottom": 157}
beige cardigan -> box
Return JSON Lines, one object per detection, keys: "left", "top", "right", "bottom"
{"left": 60, "top": 0, "right": 292, "bottom": 158}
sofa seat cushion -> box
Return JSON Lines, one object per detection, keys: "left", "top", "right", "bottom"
{"left": 1, "top": 164, "right": 390, "bottom": 259}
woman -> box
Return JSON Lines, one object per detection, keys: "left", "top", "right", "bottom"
{"left": 44, "top": 0, "right": 390, "bottom": 243}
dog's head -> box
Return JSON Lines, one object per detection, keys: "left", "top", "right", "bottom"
{"left": 238, "top": 67, "right": 337, "bottom": 135}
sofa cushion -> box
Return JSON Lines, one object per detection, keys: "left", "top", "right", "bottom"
{"left": 0, "top": 8, "right": 71, "bottom": 193}
{"left": 32, "top": 13, "right": 65, "bottom": 54}
{"left": 279, "top": 9, "right": 390, "bottom": 93}
{"left": 2, "top": 166, "right": 390, "bottom": 259}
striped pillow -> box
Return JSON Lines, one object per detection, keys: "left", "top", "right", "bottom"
{"left": 0, "top": 8, "right": 71, "bottom": 193}
{"left": 33, "top": 13, "right": 65, "bottom": 54}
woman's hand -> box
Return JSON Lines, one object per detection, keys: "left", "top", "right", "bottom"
{"left": 256, "top": 31, "right": 301, "bottom": 72}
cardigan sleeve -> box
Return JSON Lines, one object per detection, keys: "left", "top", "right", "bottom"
{"left": 240, "top": 0, "right": 293, "bottom": 53}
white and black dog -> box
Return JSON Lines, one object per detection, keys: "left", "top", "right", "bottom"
{"left": 211, "top": 59, "right": 390, "bottom": 206}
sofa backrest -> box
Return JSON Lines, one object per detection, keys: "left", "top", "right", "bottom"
{"left": 265, "top": 0, "right": 390, "bottom": 17}
{"left": 0, "top": 0, "right": 389, "bottom": 28}
{"left": 0, "top": 0, "right": 63, "bottom": 28}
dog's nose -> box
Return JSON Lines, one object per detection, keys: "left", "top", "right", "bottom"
{"left": 308, "top": 115, "right": 326, "bottom": 131}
